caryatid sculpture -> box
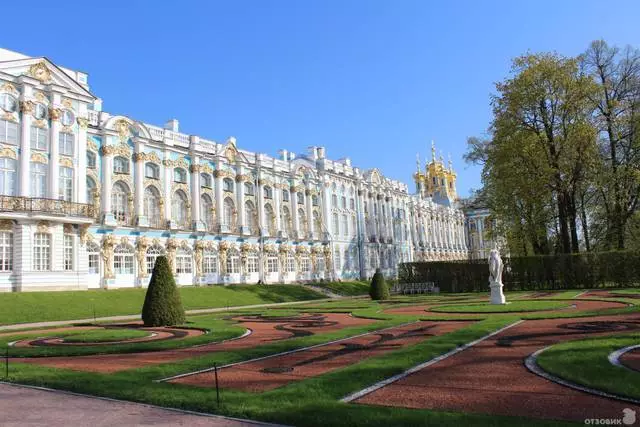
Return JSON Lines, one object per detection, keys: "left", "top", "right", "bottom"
{"left": 488, "top": 245, "right": 506, "bottom": 304}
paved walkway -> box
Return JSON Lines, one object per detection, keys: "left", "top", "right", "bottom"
{"left": 0, "top": 298, "right": 337, "bottom": 332}
{"left": 0, "top": 382, "right": 282, "bottom": 427}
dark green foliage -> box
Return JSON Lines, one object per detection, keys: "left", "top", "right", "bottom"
{"left": 141, "top": 256, "right": 185, "bottom": 326}
{"left": 369, "top": 269, "right": 390, "bottom": 300}
{"left": 398, "top": 251, "right": 640, "bottom": 292}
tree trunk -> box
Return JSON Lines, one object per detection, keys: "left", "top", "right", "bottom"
{"left": 557, "top": 192, "right": 572, "bottom": 253}
{"left": 568, "top": 193, "right": 580, "bottom": 253}
{"left": 580, "top": 192, "right": 591, "bottom": 252}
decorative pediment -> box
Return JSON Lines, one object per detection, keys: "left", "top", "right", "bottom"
{"left": 31, "top": 152, "right": 48, "bottom": 164}
{"left": 134, "top": 151, "right": 161, "bottom": 163}
{"left": 101, "top": 144, "right": 131, "bottom": 157}
{"left": 163, "top": 156, "right": 189, "bottom": 169}
{"left": 0, "top": 147, "right": 17, "bottom": 159}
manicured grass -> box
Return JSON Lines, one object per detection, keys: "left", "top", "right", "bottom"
{"left": 63, "top": 328, "right": 150, "bottom": 343}
{"left": 4, "top": 315, "right": 568, "bottom": 427}
{"left": 611, "top": 289, "right": 640, "bottom": 295}
{"left": 536, "top": 334, "right": 640, "bottom": 399}
{"left": 430, "top": 300, "right": 570, "bottom": 313}
{"left": 0, "top": 285, "right": 324, "bottom": 326}
{"left": 310, "top": 280, "right": 371, "bottom": 296}
{"left": 2, "top": 315, "right": 245, "bottom": 357}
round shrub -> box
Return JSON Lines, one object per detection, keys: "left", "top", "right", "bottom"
{"left": 369, "top": 269, "right": 390, "bottom": 300}
{"left": 142, "top": 256, "right": 186, "bottom": 326}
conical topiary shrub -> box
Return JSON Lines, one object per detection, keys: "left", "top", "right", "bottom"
{"left": 369, "top": 268, "right": 390, "bottom": 300}
{"left": 142, "top": 255, "right": 185, "bottom": 326}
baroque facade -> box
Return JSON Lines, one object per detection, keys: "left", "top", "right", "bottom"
{"left": 0, "top": 48, "right": 474, "bottom": 292}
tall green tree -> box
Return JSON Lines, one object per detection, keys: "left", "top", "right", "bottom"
{"left": 467, "top": 53, "right": 598, "bottom": 254}
{"left": 581, "top": 40, "right": 640, "bottom": 250}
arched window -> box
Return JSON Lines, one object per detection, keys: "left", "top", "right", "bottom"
{"left": 245, "top": 200, "right": 257, "bottom": 233}
{"left": 0, "top": 157, "right": 16, "bottom": 196}
{"left": 114, "top": 243, "right": 134, "bottom": 274}
{"left": 59, "top": 166, "right": 73, "bottom": 201}
{"left": 298, "top": 208, "right": 307, "bottom": 234}
{"left": 313, "top": 210, "right": 321, "bottom": 233}
{"left": 244, "top": 182, "right": 254, "bottom": 196}
{"left": 200, "top": 194, "right": 214, "bottom": 231}
{"left": 223, "top": 197, "right": 235, "bottom": 228}
{"left": 265, "top": 204, "right": 276, "bottom": 235}
{"left": 145, "top": 163, "right": 160, "bottom": 179}
{"left": 173, "top": 168, "right": 187, "bottom": 183}
{"left": 331, "top": 194, "right": 337, "bottom": 208}
{"left": 30, "top": 162, "right": 47, "bottom": 198}
{"left": 200, "top": 173, "right": 212, "bottom": 188}
{"left": 343, "top": 249, "right": 351, "bottom": 271}
{"left": 144, "top": 186, "right": 162, "bottom": 228}
{"left": 86, "top": 151, "right": 96, "bottom": 169}
{"left": 332, "top": 213, "right": 339, "bottom": 235}
{"left": 86, "top": 177, "right": 96, "bottom": 205}
{"left": 172, "top": 190, "right": 188, "bottom": 228}
{"left": 87, "top": 241, "right": 100, "bottom": 274}
{"left": 113, "top": 156, "right": 129, "bottom": 174}
{"left": 312, "top": 195, "right": 319, "bottom": 206}
{"left": 282, "top": 206, "right": 292, "bottom": 235}
{"left": 351, "top": 215, "right": 357, "bottom": 237}
{"left": 111, "top": 182, "right": 130, "bottom": 224}
{"left": 264, "top": 186, "right": 273, "bottom": 199}
{"left": 203, "top": 248, "right": 218, "bottom": 274}
{"left": 342, "top": 214, "right": 348, "bottom": 237}
{"left": 282, "top": 190, "right": 289, "bottom": 202}
{"left": 145, "top": 244, "right": 165, "bottom": 274}
{"left": 297, "top": 192, "right": 304, "bottom": 204}
{"left": 350, "top": 198, "right": 355, "bottom": 210}
{"left": 341, "top": 196, "right": 346, "bottom": 209}
{"left": 300, "top": 255, "right": 310, "bottom": 273}
{"left": 176, "top": 247, "right": 192, "bottom": 274}
{"left": 223, "top": 178, "right": 234, "bottom": 192}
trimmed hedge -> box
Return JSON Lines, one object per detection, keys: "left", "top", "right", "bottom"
{"left": 369, "top": 269, "right": 390, "bottom": 300}
{"left": 142, "top": 256, "right": 186, "bottom": 326}
{"left": 398, "top": 251, "right": 640, "bottom": 292}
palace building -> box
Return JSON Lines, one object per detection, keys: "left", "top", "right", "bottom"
{"left": 0, "top": 48, "right": 478, "bottom": 292}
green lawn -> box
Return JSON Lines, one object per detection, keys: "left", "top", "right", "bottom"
{"left": 310, "top": 280, "right": 371, "bottom": 296}
{"left": 536, "top": 334, "right": 640, "bottom": 399}
{"left": 430, "top": 300, "right": 570, "bottom": 313}
{"left": 63, "top": 328, "right": 150, "bottom": 343}
{"left": 611, "top": 289, "right": 640, "bottom": 295}
{"left": 0, "top": 284, "right": 324, "bottom": 326}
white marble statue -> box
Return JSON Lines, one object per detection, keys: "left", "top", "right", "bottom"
{"left": 488, "top": 246, "right": 506, "bottom": 304}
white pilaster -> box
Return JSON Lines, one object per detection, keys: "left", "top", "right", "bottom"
{"left": 18, "top": 85, "right": 32, "bottom": 198}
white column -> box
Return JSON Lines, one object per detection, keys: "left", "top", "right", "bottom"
{"left": 236, "top": 168, "right": 246, "bottom": 235}
{"left": 76, "top": 104, "right": 88, "bottom": 204}
{"left": 291, "top": 188, "right": 300, "bottom": 238}
{"left": 163, "top": 154, "right": 172, "bottom": 224}
{"left": 321, "top": 181, "right": 331, "bottom": 238}
{"left": 101, "top": 145, "right": 115, "bottom": 225}
{"left": 273, "top": 182, "right": 282, "bottom": 232}
{"left": 305, "top": 188, "right": 313, "bottom": 238}
{"left": 214, "top": 170, "right": 224, "bottom": 230}
{"left": 257, "top": 176, "right": 265, "bottom": 231}
{"left": 49, "top": 112, "right": 60, "bottom": 200}
{"left": 190, "top": 153, "right": 202, "bottom": 231}
{"left": 18, "top": 86, "right": 32, "bottom": 198}
{"left": 134, "top": 140, "right": 147, "bottom": 226}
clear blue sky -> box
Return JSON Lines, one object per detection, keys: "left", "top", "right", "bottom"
{"left": 3, "top": 1, "right": 639, "bottom": 196}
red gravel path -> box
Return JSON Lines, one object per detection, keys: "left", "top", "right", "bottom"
{"left": 356, "top": 314, "right": 640, "bottom": 422}
{"left": 383, "top": 299, "right": 627, "bottom": 317}
{"left": 171, "top": 320, "right": 472, "bottom": 392}
{"left": 583, "top": 290, "right": 640, "bottom": 299}
{"left": 621, "top": 348, "right": 640, "bottom": 373}
{"left": 16, "top": 313, "right": 374, "bottom": 373}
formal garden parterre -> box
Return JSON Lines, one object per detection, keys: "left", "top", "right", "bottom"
{"left": 1, "top": 280, "right": 639, "bottom": 427}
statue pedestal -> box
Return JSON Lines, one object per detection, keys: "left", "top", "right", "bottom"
{"left": 489, "top": 281, "right": 506, "bottom": 305}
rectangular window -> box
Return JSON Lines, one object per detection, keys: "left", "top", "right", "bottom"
{"left": 59, "top": 132, "right": 74, "bottom": 156}
{"left": 0, "top": 231, "right": 12, "bottom": 271}
{"left": 247, "top": 255, "right": 258, "bottom": 273}
{"left": 63, "top": 234, "right": 74, "bottom": 271}
{"left": 227, "top": 255, "right": 240, "bottom": 274}
{"left": 334, "top": 248, "right": 341, "bottom": 271}
{"left": 176, "top": 253, "right": 192, "bottom": 274}
{"left": 287, "top": 255, "right": 295, "bottom": 273}
{"left": 203, "top": 252, "right": 218, "bottom": 274}
{"left": 30, "top": 162, "right": 47, "bottom": 198}
{"left": 59, "top": 167, "right": 73, "bottom": 201}
{"left": 0, "top": 120, "right": 18, "bottom": 145}
{"left": 88, "top": 251, "right": 99, "bottom": 274}
{"left": 267, "top": 256, "right": 278, "bottom": 273}
{"left": 30, "top": 126, "right": 48, "bottom": 151}
{"left": 33, "top": 233, "right": 50, "bottom": 271}
{"left": 301, "top": 257, "right": 310, "bottom": 272}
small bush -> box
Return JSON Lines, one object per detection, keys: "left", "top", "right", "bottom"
{"left": 142, "top": 256, "right": 185, "bottom": 326}
{"left": 369, "top": 269, "right": 390, "bottom": 300}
